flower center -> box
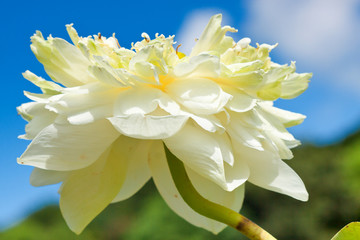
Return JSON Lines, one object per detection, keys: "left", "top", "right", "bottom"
{"left": 150, "top": 75, "right": 175, "bottom": 92}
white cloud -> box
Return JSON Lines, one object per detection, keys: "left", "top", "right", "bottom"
{"left": 176, "top": 9, "right": 232, "bottom": 55}
{"left": 243, "top": 0, "right": 360, "bottom": 91}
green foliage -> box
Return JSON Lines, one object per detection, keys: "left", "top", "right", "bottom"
{"left": 1, "top": 130, "right": 360, "bottom": 240}
{"left": 331, "top": 222, "right": 360, "bottom": 240}
{"left": 340, "top": 134, "right": 360, "bottom": 201}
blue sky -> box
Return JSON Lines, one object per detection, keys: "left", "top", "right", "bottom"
{"left": 1, "top": 0, "right": 360, "bottom": 230}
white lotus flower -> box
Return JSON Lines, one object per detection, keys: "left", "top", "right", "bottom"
{"left": 18, "top": 14, "right": 311, "bottom": 234}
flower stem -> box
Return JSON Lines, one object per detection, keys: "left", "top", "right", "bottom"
{"left": 164, "top": 144, "right": 277, "bottom": 240}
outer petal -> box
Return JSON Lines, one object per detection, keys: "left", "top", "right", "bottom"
{"left": 257, "top": 108, "right": 299, "bottom": 158}
{"left": 24, "top": 112, "right": 58, "bottom": 140}
{"left": 111, "top": 139, "right": 152, "bottom": 202}
{"left": 225, "top": 60, "right": 263, "bottom": 73}
{"left": 18, "top": 120, "right": 120, "bottom": 171}
{"left": 22, "top": 70, "right": 62, "bottom": 95}
{"left": 259, "top": 102, "right": 306, "bottom": 128}
{"left": 222, "top": 71, "right": 264, "bottom": 90}
{"left": 46, "top": 83, "right": 120, "bottom": 125}
{"left": 281, "top": 72, "right": 311, "bottom": 99}
{"left": 239, "top": 108, "right": 298, "bottom": 159}
{"left": 30, "top": 168, "right": 69, "bottom": 187}
{"left": 17, "top": 102, "right": 47, "bottom": 120}
{"left": 163, "top": 123, "right": 245, "bottom": 191}
{"left": 149, "top": 141, "right": 244, "bottom": 234}
{"left": 167, "top": 78, "right": 231, "bottom": 115}
{"left": 59, "top": 135, "right": 133, "bottom": 234}
{"left": 17, "top": 102, "right": 58, "bottom": 140}
{"left": 31, "top": 32, "right": 96, "bottom": 87}
{"left": 257, "top": 63, "right": 295, "bottom": 101}
{"left": 235, "top": 142, "right": 308, "bottom": 201}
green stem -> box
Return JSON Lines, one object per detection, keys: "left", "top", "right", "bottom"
{"left": 164, "top": 144, "right": 277, "bottom": 240}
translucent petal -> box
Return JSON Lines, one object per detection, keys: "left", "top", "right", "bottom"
{"left": 281, "top": 72, "right": 311, "bottom": 99}
{"left": 23, "top": 110, "right": 58, "bottom": 140}
{"left": 257, "top": 63, "right": 296, "bottom": 100}
{"left": 60, "top": 136, "right": 132, "bottom": 234}
{"left": 30, "top": 168, "right": 69, "bottom": 187}
{"left": 112, "top": 139, "right": 152, "bottom": 202}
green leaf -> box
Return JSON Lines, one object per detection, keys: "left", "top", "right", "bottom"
{"left": 331, "top": 222, "right": 360, "bottom": 240}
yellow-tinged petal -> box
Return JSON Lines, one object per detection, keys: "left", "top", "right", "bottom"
{"left": 280, "top": 72, "right": 312, "bottom": 99}
{"left": 112, "top": 139, "right": 152, "bottom": 202}
{"left": 22, "top": 71, "right": 63, "bottom": 95}
{"left": 129, "top": 45, "right": 168, "bottom": 82}
{"left": 191, "top": 14, "right": 237, "bottom": 56}
{"left": 65, "top": 24, "right": 80, "bottom": 46}
{"left": 60, "top": 135, "right": 138, "bottom": 234}
{"left": 30, "top": 168, "right": 69, "bottom": 187}
{"left": 31, "top": 32, "right": 96, "bottom": 87}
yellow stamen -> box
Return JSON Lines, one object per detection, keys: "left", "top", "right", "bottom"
{"left": 176, "top": 44, "right": 182, "bottom": 54}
